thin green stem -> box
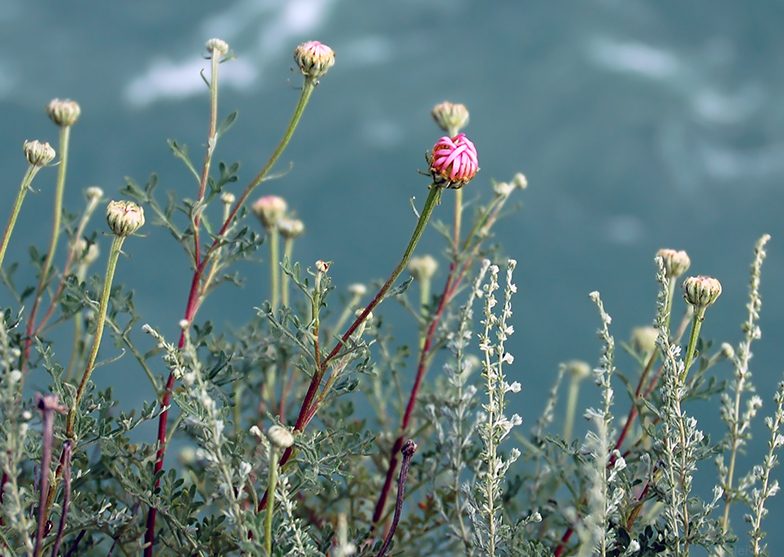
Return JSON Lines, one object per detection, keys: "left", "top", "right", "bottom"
{"left": 192, "top": 48, "right": 222, "bottom": 265}
{"left": 269, "top": 227, "right": 280, "bottom": 313}
{"left": 265, "top": 447, "right": 281, "bottom": 556}
{"left": 282, "top": 238, "right": 294, "bottom": 308}
{"left": 680, "top": 307, "right": 705, "bottom": 382}
{"left": 65, "top": 235, "right": 124, "bottom": 439}
{"left": 0, "top": 165, "right": 40, "bottom": 269}
{"left": 259, "top": 185, "right": 444, "bottom": 513}
{"left": 23, "top": 125, "right": 72, "bottom": 370}
{"left": 563, "top": 376, "right": 582, "bottom": 441}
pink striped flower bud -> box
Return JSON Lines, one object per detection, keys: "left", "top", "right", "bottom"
{"left": 294, "top": 41, "right": 335, "bottom": 79}
{"left": 429, "top": 133, "right": 478, "bottom": 189}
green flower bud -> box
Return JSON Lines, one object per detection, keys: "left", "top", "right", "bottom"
{"left": 431, "top": 101, "right": 470, "bottom": 134}
{"left": 278, "top": 217, "right": 305, "bottom": 240}
{"left": 631, "top": 326, "right": 659, "bottom": 354}
{"left": 106, "top": 200, "right": 145, "bottom": 237}
{"left": 23, "top": 140, "right": 55, "bottom": 167}
{"left": 294, "top": 41, "right": 335, "bottom": 79}
{"left": 266, "top": 425, "right": 294, "bottom": 449}
{"left": 408, "top": 255, "right": 438, "bottom": 281}
{"left": 252, "top": 195, "right": 287, "bottom": 230}
{"left": 46, "top": 98, "right": 81, "bottom": 127}
{"left": 657, "top": 249, "right": 691, "bottom": 280}
{"left": 205, "top": 38, "right": 229, "bottom": 58}
{"left": 683, "top": 276, "right": 722, "bottom": 309}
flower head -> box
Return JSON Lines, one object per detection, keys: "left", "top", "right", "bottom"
{"left": 73, "top": 238, "right": 99, "bottom": 265}
{"left": 683, "top": 276, "right": 722, "bottom": 309}
{"left": 278, "top": 217, "right": 305, "bottom": 240}
{"left": 46, "top": 99, "right": 80, "bottom": 127}
{"left": 408, "top": 255, "right": 438, "bottom": 281}
{"left": 631, "top": 326, "right": 659, "bottom": 354}
{"left": 205, "top": 38, "right": 229, "bottom": 58}
{"left": 266, "top": 425, "right": 294, "bottom": 449}
{"left": 657, "top": 249, "right": 691, "bottom": 280}
{"left": 85, "top": 186, "right": 104, "bottom": 202}
{"left": 252, "top": 195, "right": 287, "bottom": 230}
{"left": 429, "top": 133, "right": 479, "bottom": 188}
{"left": 431, "top": 101, "right": 470, "bottom": 134}
{"left": 565, "top": 360, "right": 591, "bottom": 380}
{"left": 23, "top": 140, "right": 55, "bottom": 167}
{"left": 220, "top": 191, "right": 235, "bottom": 205}
{"left": 106, "top": 200, "right": 145, "bottom": 237}
{"left": 294, "top": 41, "right": 335, "bottom": 79}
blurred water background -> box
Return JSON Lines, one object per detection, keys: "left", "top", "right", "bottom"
{"left": 2, "top": 0, "right": 784, "bottom": 552}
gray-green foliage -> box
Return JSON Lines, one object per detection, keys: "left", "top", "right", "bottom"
{"left": 0, "top": 38, "right": 782, "bottom": 557}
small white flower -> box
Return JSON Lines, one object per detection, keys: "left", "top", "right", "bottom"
{"left": 249, "top": 425, "right": 263, "bottom": 439}
{"left": 501, "top": 352, "right": 514, "bottom": 365}
{"left": 239, "top": 461, "right": 252, "bottom": 477}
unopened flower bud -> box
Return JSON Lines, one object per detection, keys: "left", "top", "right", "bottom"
{"left": 106, "top": 200, "right": 145, "bottom": 237}
{"left": 354, "top": 307, "right": 373, "bottom": 322}
{"left": 720, "top": 342, "right": 735, "bottom": 360}
{"left": 278, "top": 217, "right": 305, "bottom": 240}
{"left": 74, "top": 238, "right": 99, "bottom": 265}
{"left": 565, "top": 360, "right": 591, "bottom": 380}
{"left": 23, "top": 140, "right": 55, "bottom": 167}
{"left": 266, "top": 425, "right": 294, "bottom": 449}
{"left": 408, "top": 255, "right": 438, "bottom": 281}
{"left": 179, "top": 319, "right": 189, "bottom": 330}
{"left": 683, "top": 276, "right": 722, "bottom": 309}
{"left": 205, "top": 38, "right": 229, "bottom": 58}
{"left": 316, "top": 260, "right": 329, "bottom": 273}
{"left": 431, "top": 101, "right": 470, "bottom": 134}
{"left": 657, "top": 249, "right": 691, "bottom": 280}
{"left": 513, "top": 173, "right": 528, "bottom": 190}
{"left": 429, "top": 133, "right": 479, "bottom": 189}
{"left": 85, "top": 186, "right": 104, "bottom": 201}
{"left": 252, "top": 195, "right": 287, "bottom": 230}
{"left": 493, "top": 181, "right": 515, "bottom": 197}
{"left": 631, "top": 326, "right": 659, "bottom": 354}
{"left": 220, "top": 192, "right": 235, "bottom": 205}
{"left": 46, "top": 99, "right": 80, "bottom": 127}
{"left": 294, "top": 41, "right": 335, "bottom": 79}
{"left": 348, "top": 283, "right": 367, "bottom": 297}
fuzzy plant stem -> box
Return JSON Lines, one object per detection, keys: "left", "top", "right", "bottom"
{"left": 40, "top": 235, "right": 124, "bottom": 529}
{"left": 265, "top": 445, "right": 282, "bottom": 555}
{"left": 294, "top": 186, "right": 442, "bottom": 427}
{"left": 269, "top": 227, "right": 281, "bottom": 313}
{"left": 680, "top": 307, "right": 705, "bottom": 383}
{"left": 563, "top": 374, "right": 582, "bottom": 442}
{"left": 23, "top": 125, "right": 72, "bottom": 370}
{"left": 0, "top": 165, "right": 42, "bottom": 270}
{"left": 282, "top": 237, "right": 294, "bottom": 308}
{"left": 65, "top": 235, "right": 124, "bottom": 438}
{"left": 145, "top": 78, "right": 317, "bottom": 555}
{"left": 192, "top": 45, "right": 222, "bottom": 266}
{"left": 258, "top": 185, "right": 444, "bottom": 513}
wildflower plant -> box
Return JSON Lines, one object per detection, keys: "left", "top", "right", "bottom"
{"left": 0, "top": 33, "right": 781, "bottom": 557}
